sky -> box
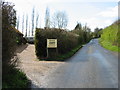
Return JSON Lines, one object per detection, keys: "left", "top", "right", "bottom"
{"left": 4, "top": 0, "right": 119, "bottom": 35}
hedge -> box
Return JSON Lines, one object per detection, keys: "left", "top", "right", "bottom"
{"left": 2, "top": 2, "right": 28, "bottom": 88}
{"left": 35, "top": 28, "right": 79, "bottom": 59}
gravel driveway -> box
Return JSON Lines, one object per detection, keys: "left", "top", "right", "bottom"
{"left": 16, "top": 44, "right": 64, "bottom": 88}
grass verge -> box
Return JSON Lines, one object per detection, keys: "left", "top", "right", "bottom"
{"left": 42, "top": 45, "right": 82, "bottom": 61}
{"left": 3, "top": 66, "right": 29, "bottom": 88}
{"left": 99, "top": 39, "right": 120, "bottom": 52}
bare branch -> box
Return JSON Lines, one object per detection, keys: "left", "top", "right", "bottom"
{"left": 51, "top": 11, "right": 68, "bottom": 29}
{"left": 45, "top": 7, "right": 50, "bottom": 28}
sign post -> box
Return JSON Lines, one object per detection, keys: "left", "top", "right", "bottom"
{"left": 47, "top": 39, "right": 57, "bottom": 58}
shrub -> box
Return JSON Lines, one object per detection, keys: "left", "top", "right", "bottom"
{"left": 35, "top": 28, "right": 79, "bottom": 59}
{"left": 2, "top": 26, "right": 17, "bottom": 63}
{"left": 71, "top": 23, "right": 92, "bottom": 44}
{"left": 2, "top": 2, "right": 28, "bottom": 88}
{"left": 3, "top": 65, "right": 29, "bottom": 88}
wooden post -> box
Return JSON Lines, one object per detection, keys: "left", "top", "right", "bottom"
{"left": 56, "top": 48, "right": 58, "bottom": 56}
{"left": 47, "top": 48, "right": 49, "bottom": 58}
{"left": 47, "top": 39, "right": 57, "bottom": 58}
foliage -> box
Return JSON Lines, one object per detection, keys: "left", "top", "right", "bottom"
{"left": 2, "top": 2, "right": 16, "bottom": 27}
{"left": 93, "top": 27, "right": 103, "bottom": 38}
{"left": 2, "top": 1, "right": 17, "bottom": 62}
{"left": 3, "top": 65, "right": 29, "bottom": 88}
{"left": 100, "top": 40, "right": 120, "bottom": 52}
{"left": 2, "top": 2, "right": 28, "bottom": 88}
{"left": 53, "top": 45, "right": 82, "bottom": 61}
{"left": 35, "top": 28, "right": 79, "bottom": 59}
{"left": 45, "top": 7, "right": 50, "bottom": 28}
{"left": 71, "top": 23, "right": 92, "bottom": 44}
{"left": 51, "top": 11, "right": 68, "bottom": 29}
{"left": 99, "top": 20, "right": 120, "bottom": 52}
{"left": 13, "top": 27, "right": 27, "bottom": 45}
{"left": 31, "top": 7, "right": 35, "bottom": 36}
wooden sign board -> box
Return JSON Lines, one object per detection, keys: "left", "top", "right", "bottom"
{"left": 47, "top": 39, "right": 57, "bottom": 48}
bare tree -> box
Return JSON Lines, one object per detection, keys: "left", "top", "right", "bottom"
{"left": 22, "top": 14, "right": 24, "bottom": 34}
{"left": 36, "top": 12, "right": 39, "bottom": 28}
{"left": 51, "top": 11, "right": 68, "bottom": 29}
{"left": 31, "top": 7, "right": 35, "bottom": 36}
{"left": 29, "top": 22, "right": 31, "bottom": 36}
{"left": 45, "top": 7, "right": 50, "bottom": 28}
{"left": 51, "top": 16, "right": 57, "bottom": 28}
{"left": 16, "top": 15, "right": 19, "bottom": 30}
{"left": 25, "top": 14, "right": 28, "bottom": 37}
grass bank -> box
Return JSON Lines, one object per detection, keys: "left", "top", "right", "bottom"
{"left": 99, "top": 20, "right": 120, "bottom": 52}
{"left": 99, "top": 40, "right": 120, "bottom": 52}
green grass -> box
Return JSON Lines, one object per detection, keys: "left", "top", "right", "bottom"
{"left": 3, "top": 66, "right": 29, "bottom": 88}
{"left": 56, "top": 45, "right": 82, "bottom": 61}
{"left": 99, "top": 40, "right": 120, "bottom": 52}
{"left": 100, "top": 20, "right": 120, "bottom": 52}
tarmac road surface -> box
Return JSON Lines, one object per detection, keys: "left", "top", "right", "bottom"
{"left": 37, "top": 39, "right": 118, "bottom": 88}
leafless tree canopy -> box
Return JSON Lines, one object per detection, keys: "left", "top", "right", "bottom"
{"left": 51, "top": 11, "right": 68, "bottom": 29}
{"left": 45, "top": 7, "right": 50, "bottom": 28}
{"left": 16, "top": 15, "right": 19, "bottom": 30}
{"left": 25, "top": 14, "right": 28, "bottom": 37}
{"left": 22, "top": 14, "right": 24, "bottom": 33}
{"left": 31, "top": 7, "right": 35, "bottom": 36}
{"left": 36, "top": 12, "right": 39, "bottom": 28}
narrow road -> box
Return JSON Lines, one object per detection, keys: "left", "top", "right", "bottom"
{"left": 38, "top": 39, "right": 118, "bottom": 88}
{"left": 17, "top": 39, "right": 118, "bottom": 88}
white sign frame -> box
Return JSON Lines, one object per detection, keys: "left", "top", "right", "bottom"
{"left": 47, "top": 39, "right": 57, "bottom": 48}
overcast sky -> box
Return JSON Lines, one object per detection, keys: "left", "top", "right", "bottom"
{"left": 5, "top": 0, "right": 119, "bottom": 34}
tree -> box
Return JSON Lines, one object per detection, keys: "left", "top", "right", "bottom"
{"left": 31, "top": 7, "right": 35, "bottom": 36}
{"left": 74, "top": 23, "right": 84, "bottom": 43}
{"left": 2, "top": 1, "right": 17, "bottom": 62}
{"left": 2, "top": 2, "right": 16, "bottom": 27}
{"left": 28, "top": 22, "right": 31, "bottom": 36}
{"left": 82, "top": 24, "right": 92, "bottom": 42}
{"left": 74, "top": 22, "right": 82, "bottom": 30}
{"left": 36, "top": 12, "right": 39, "bottom": 28}
{"left": 22, "top": 14, "right": 24, "bottom": 34}
{"left": 25, "top": 14, "right": 28, "bottom": 37}
{"left": 94, "top": 27, "right": 103, "bottom": 38}
{"left": 45, "top": 7, "right": 50, "bottom": 28}
{"left": 2, "top": 2, "right": 29, "bottom": 88}
{"left": 2, "top": 1, "right": 17, "bottom": 73}
{"left": 16, "top": 15, "right": 19, "bottom": 30}
{"left": 51, "top": 11, "right": 68, "bottom": 29}
{"left": 51, "top": 17, "right": 56, "bottom": 28}
{"left": 73, "top": 23, "right": 92, "bottom": 44}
